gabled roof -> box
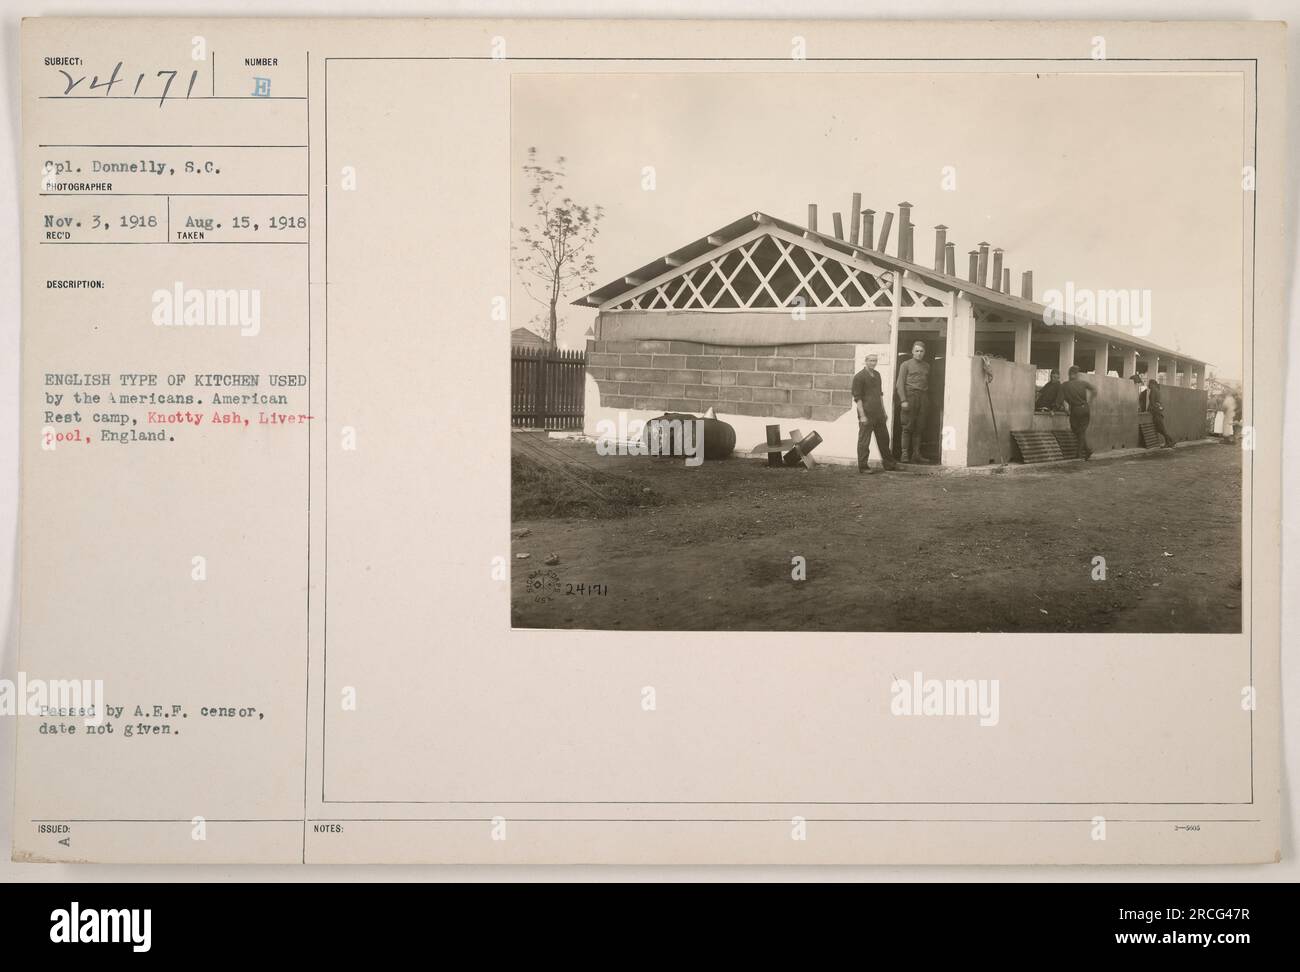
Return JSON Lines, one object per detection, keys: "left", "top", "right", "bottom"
{"left": 510, "top": 326, "right": 549, "bottom": 347}
{"left": 576, "top": 211, "right": 1207, "bottom": 368}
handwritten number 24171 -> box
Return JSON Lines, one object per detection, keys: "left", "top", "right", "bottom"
{"left": 58, "top": 62, "right": 200, "bottom": 107}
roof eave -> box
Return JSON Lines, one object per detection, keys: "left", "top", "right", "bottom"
{"left": 573, "top": 211, "right": 1208, "bottom": 368}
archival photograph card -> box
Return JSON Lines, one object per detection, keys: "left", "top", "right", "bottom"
{"left": 13, "top": 17, "right": 1285, "bottom": 864}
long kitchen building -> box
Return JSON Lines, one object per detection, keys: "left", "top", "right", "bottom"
{"left": 575, "top": 205, "right": 1210, "bottom": 466}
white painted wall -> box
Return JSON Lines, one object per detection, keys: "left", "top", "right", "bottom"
{"left": 583, "top": 347, "right": 894, "bottom": 465}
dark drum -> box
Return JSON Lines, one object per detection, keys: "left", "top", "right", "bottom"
{"left": 642, "top": 412, "right": 735, "bottom": 461}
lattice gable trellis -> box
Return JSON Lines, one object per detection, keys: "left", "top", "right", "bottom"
{"left": 605, "top": 233, "right": 945, "bottom": 312}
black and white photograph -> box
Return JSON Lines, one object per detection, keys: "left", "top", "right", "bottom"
{"left": 1, "top": 5, "right": 1291, "bottom": 909}
{"left": 511, "top": 70, "right": 1248, "bottom": 633}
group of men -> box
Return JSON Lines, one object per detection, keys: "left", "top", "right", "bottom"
{"left": 1034, "top": 366, "right": 1176, "bottom": 459}
{"left": 851, "top": 341, "right": 1179, "bottom": 472}
{"left": 850, "top": 340, "right": 934, "bottom": 474}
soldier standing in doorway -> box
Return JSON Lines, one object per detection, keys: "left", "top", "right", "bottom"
{"left": 894, "top": 340, "right": 933, "bottom": 463}
{"left": 852, "top": 353, "right": 897, "bottom": 474}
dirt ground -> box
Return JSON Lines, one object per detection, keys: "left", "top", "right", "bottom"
{"left": 511, "top": 438, "right": 1243, "bottom": 632}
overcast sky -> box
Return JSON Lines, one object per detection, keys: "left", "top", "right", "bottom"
{"left": 512, "top": 70, "right": 1246, "bottom": 377}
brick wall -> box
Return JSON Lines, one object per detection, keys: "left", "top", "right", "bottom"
{"left": 585, "top": 338, "right": 856, "bottom": 422}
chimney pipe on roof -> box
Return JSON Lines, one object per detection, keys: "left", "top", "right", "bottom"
{"left": 807, "top": 204, "right": 818, "bottom": 233}
{"left": 862, "top": 210, "right": 875, "bottom": 250}
{"left": 933, "top": 225, "right": 948, "bottom": 272}
{"left": 832, "top": 212, "right": 845, "bottom": 240}
{"left": 877, "top": 211, "right": 894, "bottom": 253}
{"left": 849, "top": 193, "right": 862, "bottom": 246}
{"left": 991, "top": 248, "right": 1004, "bottom": 293}
{"left": 968, "top": 250, "right": 979, "bottom": 282}
{"left": 944, "top": 241, "right": 956, "bottom": 276}
{"left": 897, "top": 202, "right": 913, "bottom": 260}
{"left": 977, "top": 242, "right": 990, "bottom": 288}
{"left": 1002, "top": 268, "right": 1011, "bottom": 294}
{"left": 1021, "top": 270, "right": 1033, "bottom": 300}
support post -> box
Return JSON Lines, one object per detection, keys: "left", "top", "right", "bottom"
{"left": 1058, "top": 331, "right": 1076, "bottom": 378}
{"left": 942, "top": 293, "right": 977, "bottom": 467}
{"left": 1013, "top": 320, "right": 1032, "bottom": 364}
{"left": 1094, "top": 338, "right": 1111, "bottom": 376}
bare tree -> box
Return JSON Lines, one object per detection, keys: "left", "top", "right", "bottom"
{"left": 514, "top": 148, "right": 604, "bottom": 348}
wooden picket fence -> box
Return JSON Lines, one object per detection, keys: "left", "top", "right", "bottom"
{"left": 511, "top": 346, "right": 587, "bottom": 429}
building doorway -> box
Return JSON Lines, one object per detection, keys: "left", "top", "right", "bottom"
{"left": 893, "top": 330, "right": 946, "bottom": 463}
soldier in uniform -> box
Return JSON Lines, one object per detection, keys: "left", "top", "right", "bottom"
{"left": 851, "top": 353, "right": 897, "bottom": 474}
{"left": 894, "top": 340, "right": 933, "bottom": 463}
{"left": 1035, "top": 369, "right": 1063, "bottom": 411}
{"left": 1061, "top": 366, "right": 1097, "bottom": 460}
